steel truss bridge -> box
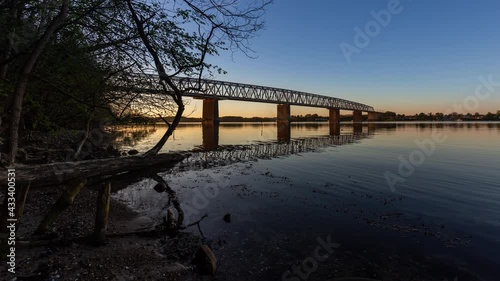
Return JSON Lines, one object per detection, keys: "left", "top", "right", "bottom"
{"left": 131, "top": 75, "right": 376, "bottom": 112}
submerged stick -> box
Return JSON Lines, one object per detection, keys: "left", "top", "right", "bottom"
{"left": 152, "top": 174, "right": 184, "bottom": 227}
{"left": 181, "top": 214, "right": 208, "bottom": 238}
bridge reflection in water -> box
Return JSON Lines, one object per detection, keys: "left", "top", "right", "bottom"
{"left": 202, "top": 122, "right": 374, "bottom": 152}
{"left": 178, "top": 127, "right": 373, "bottom": 172}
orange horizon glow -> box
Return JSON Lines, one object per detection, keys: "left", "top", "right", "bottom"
{"left": 183, "top": 98, "right": 500, "bottom": 118}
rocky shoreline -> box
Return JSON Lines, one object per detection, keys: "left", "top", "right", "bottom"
{"left": 3, "top": 185, "right": 216, "bottom": 281}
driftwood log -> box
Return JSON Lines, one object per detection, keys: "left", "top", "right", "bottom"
{"left": 0, "top": 153, "right": 186, "bottom": 188}
{"left": 0, "top": 153, "right": 186, "bottom": 247}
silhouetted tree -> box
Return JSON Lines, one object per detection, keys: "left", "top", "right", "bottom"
{"left": 2, "top": 0, "right": 69, "bottom": 165}
{"left": 0, "top": 0, "right": 272, "bottom": 164}
{"left": 125, "top": 0, "right": 271, "bottom": 156}
{"left": 484, "top": 112, "right": 496, "bottom": 121}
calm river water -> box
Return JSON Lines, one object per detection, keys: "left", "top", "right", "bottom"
{"left": 113, "top": 122, "right": 500, "bottom": 281}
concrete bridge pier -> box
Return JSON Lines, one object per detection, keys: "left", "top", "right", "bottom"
{"left": 329, "top": 108, "right": 340, "bottom": 124}
{"left": 353, "top": 110, "right": 363, "bottom": 123}
{"left": 202, "top": 99, "right": 219, "bottom": 150}
{"left": 277, "top": 104, "right": 291, "bottom": 142}
{"left": 367, "top": 112, "right": 379, "bottom": 122}
{"left": 202, "top": 99, "right": 219, "bottom": 125}
{"left": 328, "top": 109, "right": 341, "bottom": 136}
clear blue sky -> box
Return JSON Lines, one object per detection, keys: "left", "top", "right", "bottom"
{"left": 189, "top": 0, "right": 500, "bottom": 117}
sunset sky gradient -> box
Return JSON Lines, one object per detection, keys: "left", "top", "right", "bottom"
{"left": 186, "top": 0, "right": 500, "bottom": 118}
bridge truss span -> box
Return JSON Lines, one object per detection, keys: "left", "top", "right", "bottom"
{"left": 173, "top": 77, "right": 374, "bottom": 112}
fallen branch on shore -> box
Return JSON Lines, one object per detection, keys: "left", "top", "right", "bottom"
{"left": 0, "top": 153, "right": 186, "bottom": 188}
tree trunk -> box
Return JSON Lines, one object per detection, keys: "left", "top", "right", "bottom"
{"left": 74, "top": 113, "right": 93, "bottom": 159}
{"left": 0, "top": 153, "right": 185, "bottom": 188}
{"left": 127, "top": 0, "right": 185, "bottom": 157}
{"left": 0, "top": 0, "right": 18, "bottom": 79}
{"left": 144, "top": 104, "right": 185, "bottom": 156}
{"left": 5, "top": 0, "right": 69, "bottom": 165}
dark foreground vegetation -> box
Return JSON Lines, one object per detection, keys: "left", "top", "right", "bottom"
{"left": 0, "top": 0, "right": 271, "bottom": 164}
{"left": 0, "top": 0, "right": 271, "bottom": 279}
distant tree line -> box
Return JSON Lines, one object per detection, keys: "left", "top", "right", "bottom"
{"left": 382, "top": 111, "right": 500, "bottom": 121}
{"left": 137, "top": 111, "right": 500, "bottom": 124}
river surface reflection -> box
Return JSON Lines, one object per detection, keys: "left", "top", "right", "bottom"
{"left": 113, "top": 122, "right": 500, "bottom": 281}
